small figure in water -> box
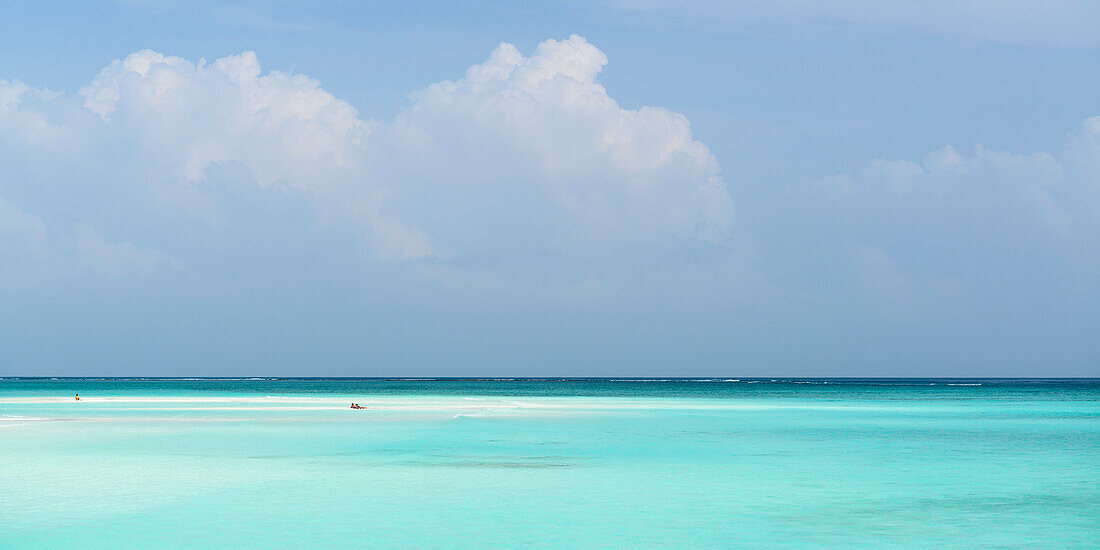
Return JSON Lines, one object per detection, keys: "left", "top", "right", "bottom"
{"left": 75, "top": 394, "right": 80, "bottom": 401}
{"left": 350, "top": 403, "right": 363, "bottom": 409}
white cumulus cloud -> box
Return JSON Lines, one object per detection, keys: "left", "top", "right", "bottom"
{"left": 381, "top": 35, "right": 733, "bottom": 254}
{"left": 1, "top": 37, "right": 734, "bottom": 273}
{"left": 78, "top": 49, "right": 370, "bottom": 187}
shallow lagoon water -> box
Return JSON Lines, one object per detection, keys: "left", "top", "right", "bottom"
{"left": 2, "top": 378, "right": 1098, "bottom": 548}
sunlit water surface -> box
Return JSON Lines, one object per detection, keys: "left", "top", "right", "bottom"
{"left": 2, "top": 378, "right": 1097, "bottom": 548}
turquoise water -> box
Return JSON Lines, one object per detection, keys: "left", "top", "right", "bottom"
{"left": 1, "top": 378, "right": 1097, "bottom": 548}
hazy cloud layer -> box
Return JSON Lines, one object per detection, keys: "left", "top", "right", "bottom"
{"left": 0, "top": 196, "right": 176, "bottom": 284}
{"left": 797, "top": 117, "right": 1100, "bottom": 313}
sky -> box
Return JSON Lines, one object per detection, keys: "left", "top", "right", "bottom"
{"left": 1, "top": 0, "right": 1098, "bottom": 376}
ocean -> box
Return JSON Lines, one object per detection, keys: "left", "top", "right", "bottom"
{"left": 1, "top": 378, "right": 1097, "bottom": 548}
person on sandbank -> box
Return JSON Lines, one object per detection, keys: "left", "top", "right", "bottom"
{"left": 75, "top": 394, "right": 80, "bottom": 401}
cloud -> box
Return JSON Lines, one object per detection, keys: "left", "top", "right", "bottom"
{"left": 820, "top": 140, "right": 1071, "bottom": 226}
{"left": 71, "top": 223, "right": 178, "bottom": 278}
{"left": 862, "top": 158, "right": 924, "bottom": 192}
{"left": 0, "top": 80, "right": 30, "bottom": 113}
{"left": 0, "top": 197, "right": 176, "bottom": 283}
{"left": 380, "top": 35, "right": 733, "bottom": 255}
{"left": 1065, "top": 116, "right": 1100, "bottom": 186}
{"left": 1, "top": 37, "right": 733, "bottom": 275}
{"left": 0, "top": 79, "right": 70, "bottom": 148}
{"left": 78, "top": 49, "right": 370, "bottom": 188}
{"left": 0, "top": 196, "right": 49, "bottom": 258}
{"left": 799, "top": 118, "right": 1100, "bottom": 308}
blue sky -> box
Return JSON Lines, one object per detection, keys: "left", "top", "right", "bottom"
{"left": 1, "top": 1, "right": 1098, "bottom": 376}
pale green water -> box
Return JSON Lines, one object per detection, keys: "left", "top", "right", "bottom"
{"left": 1, "top": 379, "right": 1097, "bottom": 548}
